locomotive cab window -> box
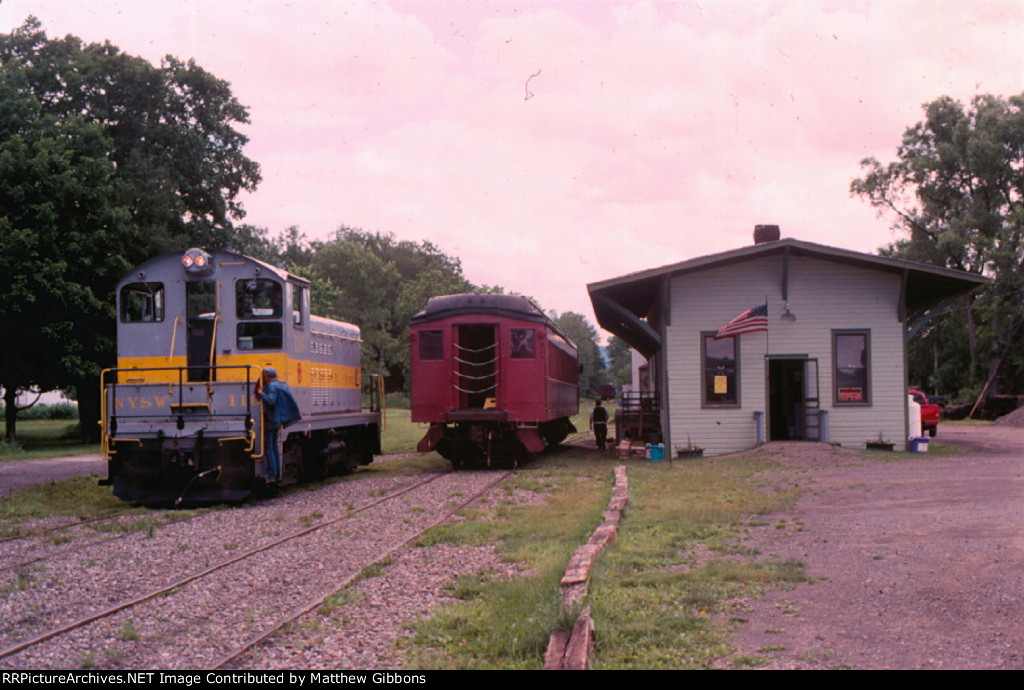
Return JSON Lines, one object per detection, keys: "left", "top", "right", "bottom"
{"left": 419, "top": 330, "right": 444, "bottom": 360}
{"left": 236, "top": 279, "right": 283, "bottom": 319}
{"left": 292, "top": 284, "right": 307, "bottom": 327}
{"left": 511, "top": 328, "right": 536, "bottom": 359}
{"left": 120, "top": 282, "right": 164, "bottom": 322}
{"left": 237, "top": 322, "right": 283, "bottom": 350}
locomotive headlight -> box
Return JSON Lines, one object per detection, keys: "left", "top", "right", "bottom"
{"left": 182, "top": 248, "right": 213, "bottom": 274}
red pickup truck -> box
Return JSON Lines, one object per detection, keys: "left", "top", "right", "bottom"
{"left": 909, "top": 387, "right": 939, "bottom": 437}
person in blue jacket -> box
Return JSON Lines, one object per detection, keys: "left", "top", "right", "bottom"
{"left": 255, "top": 367, "right": 301, "bottom": 481}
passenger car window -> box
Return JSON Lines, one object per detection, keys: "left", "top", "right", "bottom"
{"left": 511, "top": 329, "right": 536, "bottom": 359}
{"left": 419, "top": 330, "right": 444, "bottom": 360}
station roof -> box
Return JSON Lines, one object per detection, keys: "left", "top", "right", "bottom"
{"left": 587, "top": 238, "right": 988, "bottom": 357}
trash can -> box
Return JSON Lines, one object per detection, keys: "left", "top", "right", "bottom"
{"left": 646, "top": 443, "right": 664, "bottom": 461}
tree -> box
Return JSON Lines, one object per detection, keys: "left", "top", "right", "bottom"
{"left": 0, "top": 60, "right": 131, "bottom": 441}
{"left": 605, "top": 335, "right": 634, "bottom": 390}
{"left": 0, "top": 18, "right": 260, "bottom": 440}
{"left": 851, "top": 93, "right": 1024, "bottom": 399}
{"left": 552, "top": 311, "right": 607, "bottom": 399}
{"left": 304, "top": 228, "right": 472, "bottom": 392}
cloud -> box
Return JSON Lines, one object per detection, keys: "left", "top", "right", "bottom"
{"left": 4, "top": 0, "right": 1024, "bottom": 327}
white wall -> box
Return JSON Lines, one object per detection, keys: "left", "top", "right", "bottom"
{"left": 664, "top": 253, "right": 904, "bottom": 455}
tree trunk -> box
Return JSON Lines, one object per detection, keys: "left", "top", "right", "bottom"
{"left": 4, "top": 385, "right": 18, "bottom": 443}
{"left": 965, "top": 293, "right": 980, "bottom": 389}
{"left": 78, "top": 373, "right": 102, "bottom": 443}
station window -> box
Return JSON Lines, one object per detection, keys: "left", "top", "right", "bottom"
{"left": 511, "top": 329, "right": 536, "bottom": 359}
{"left": 419, "top": 330, "right": 444, "bottom": 360}
{"left": 834, "top": 330, "right": 870, "bottom": 404}
{"left": 702, "top": 333, "right": 739, "bottom": 406}
{"left": 236, "top": 279, "right": 283, "bottom": 319}
{"left": 120, "top": 282, "right": 164, "bottom": 322}
{"left": 237, "top": 322, "right": 283, "bottom": 350}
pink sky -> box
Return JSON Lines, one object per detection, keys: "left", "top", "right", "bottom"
{"left": 4, "top": 1, "right": 1024, "bottom": 333}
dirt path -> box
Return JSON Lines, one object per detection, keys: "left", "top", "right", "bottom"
{"left": 728, "top": 426, "right": 1024, "bottom": 669}
{"left": 0, "top": 454, "right": 106, "bottom": 500}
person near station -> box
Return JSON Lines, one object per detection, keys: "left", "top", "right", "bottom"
{"left": 255, "top": 367, "right": 301, "bottom": 481}
{"left": 590, "top": 399, "right": 609, "bottom": 450}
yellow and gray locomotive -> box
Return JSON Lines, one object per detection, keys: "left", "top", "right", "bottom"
{"left": 101, "top": 248, "right": 383, "bottom": 504}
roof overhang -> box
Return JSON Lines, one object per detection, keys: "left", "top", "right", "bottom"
{"left": 587, "top": 238, "right": 988, "bottom": 354}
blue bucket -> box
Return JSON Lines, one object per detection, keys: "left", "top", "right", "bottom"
{"left": 908, "top": 437, "right": 929, "bottom": 453}
{"left": 646, "top": 443, "right": 664, "bottom": 461}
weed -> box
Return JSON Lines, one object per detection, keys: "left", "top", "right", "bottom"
{"left": 80, "top": 652, "right": 97, "bottom": 669}
{"left": 318, "top": 591, "right": 355, "bottom": 616}
{"left": 116, "top": 620, "right": 140, "bottom": 641}
{"left": 297, "top": 511, "right": 323, "bottom": 527}
{"left": 733, "top": 654, "right": 769, "bottom": 667}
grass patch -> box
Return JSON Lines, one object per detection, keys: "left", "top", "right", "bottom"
{"left": 381, "top": 408, "right": 428, "bottom": 454}
{"left": 588, "top": 455, "right": 805, "bottom": 669}
{"left": 0, "top": 420, "right": 99, "bottom": 461}
{"left": 0, "top": 475, "right": 126, "bottom": 523}
{"left": 406, "top": 451, "right": 612, "bottom": 669}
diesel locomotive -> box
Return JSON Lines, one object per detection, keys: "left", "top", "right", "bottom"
{"left": 101, "top": 248, "right": 383, "bottom": 504}
{"left": 409, "top": 293, "right": 579, "bottom": 467}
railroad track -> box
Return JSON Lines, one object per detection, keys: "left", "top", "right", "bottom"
{"left": 0, "top": 469, "right": 512, "bottom": 669}
{"left": 0, "top": 512, "right": 157, "bottom": 575}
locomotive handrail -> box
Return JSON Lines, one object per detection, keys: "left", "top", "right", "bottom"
{"left": 207, "top": 315, "right": 222, "bottom": 392}
{"left": 168, "top": 316, "right": 182, "bottom": 365}
{"left": 102, "top": 363, "right": 259, "bottom": 461}
{"left": 453, "top": 342, "right": 497, "bottom": 355}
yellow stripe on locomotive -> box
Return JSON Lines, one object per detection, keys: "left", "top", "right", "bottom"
{"left": 102, "top": 248, "right": 382, "bottom": 505}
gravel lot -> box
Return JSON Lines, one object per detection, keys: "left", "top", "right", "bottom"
{"left": 725, "top": 425, "right": 1024, "bottom": 669}
{"left": 0, "top": 461, "right": 525, "bottom": 670}
{"left": 3, "top": 426, "right": 1022, "bottom": 670}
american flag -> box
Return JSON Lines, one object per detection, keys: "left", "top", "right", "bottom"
{"left": 715, "top": 304, "right": 768, "bottom": 339}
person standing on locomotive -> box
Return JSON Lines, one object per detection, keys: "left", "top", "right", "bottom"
{"left": 255, "top": 367, "right": 301, "bottom": 481}
{"left": 590, "top": 399, "right": 609, "bottom": 450}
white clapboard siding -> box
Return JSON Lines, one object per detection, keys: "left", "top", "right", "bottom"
{"left": 665, "top": 253, "right": 904, "bottom": 455}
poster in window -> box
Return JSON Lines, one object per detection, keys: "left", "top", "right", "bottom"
{"left": 838, "top": 388, "right": 863, "bottom": 402}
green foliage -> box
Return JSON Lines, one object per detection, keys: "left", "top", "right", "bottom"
{"left": 605, "top": 335, "right": 634, "bottom": 390}
{"left": 0, "top": 17, "right": 260, "bottom": 441}
{"left": 301, "top": 228, "right": 473, "bottom": 392}
{"left": 0, "top": 402, "right": 77, "bottom": 421}
{"left": 0, "top": 475, "right": 126, "bottom": 523}
{"left": 852, "top": 93, "right": 1024, "bottom": 396}
{"left": 551, "top": 311, "right": 607, "bottom": 398}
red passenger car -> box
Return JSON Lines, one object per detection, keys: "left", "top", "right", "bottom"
{"left": 409, "top": 294, "right": 579, "bottom": 467}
